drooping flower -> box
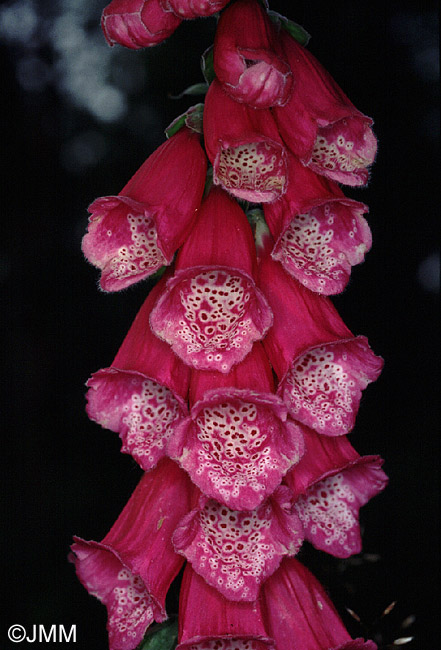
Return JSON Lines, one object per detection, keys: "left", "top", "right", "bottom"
{"left": 272, "top": 29, "right": 377, "bottom": 186}
{"left": 258, "top": 255, "right": 383, "bottom": 436}
{"left": 70, "top": 459, "right": 194, "bottom": 650}
{"left": 213, "top": 0, "right": 292, "bottom": 108}
{"left": 204, "top": 79, "right": 288, "bottom": 202}
{"left": 264, "top": 153, "right": 371, "bottom": 295}
{"left": 173, "top": 486, "right": 303, "bottom": 601}
{"left": 86, "top": 274, "right": 190, "bottom": 471}
{"left": 176, "top": 564, "right": 275, "bottom": 649}
{"left": 101, "top": 0, "right": 182, "bottom": 49}
{"left": 168, "top": 343, "right": 305, "bottom": 510}
{"left": 262, "top": 557, "right": 377, "bottom": 650}
{"left": 82, "top": 127, "right": 207, "bottom": 292}
{"left": 150, "top": 187, "right": 273, "bottom": 373}
{"left": 160, "top": 0, "right": 231, "bottom": 19}
{"left": 284, "top": 428, "right": 388, "bottom": 557}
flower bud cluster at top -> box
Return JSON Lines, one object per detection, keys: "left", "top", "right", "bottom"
{"left": 71, "top": 2, "right": 387, "bottom": 650}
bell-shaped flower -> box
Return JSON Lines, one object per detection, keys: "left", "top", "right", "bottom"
{"left": 262, "top": 557, "right": 378, "bottom": 650}
{"left": 284, "top": 428, "right": 388, "bottom": 558}
{"left": 204, "top": 80, "right": 288, "bottom": 202}
{"left": 273, "top": 29, "right": 377, "bottom": 186}
{"left": 264, "top": 154, "right": 371, "bottom": 295}
{"left": 70, "top": 459, "right": 194, "bottom": 650}
{"left": 258, "top": 255, "right": 383, "bottom": 436}
{"left": 82, "top": 127, "right": 207, "bottom": 292}
{"left": 160, "top": 0, "right": 231, "bottom": 19}
{"left": 213, "top": 0, "right": 292, "bottom": 108}
{"left": 101, "top": 0, "right": 182, "bottom": 49}
{"left": 176, "top": 564, "right": 275, "bottom": 649}
{"left": 168, "top": 343, "right": 305, "bottom": 510}
{"left": 86, "top": 274, "right": 190, "bottom": 471}
{"left": 173, "top": 487, "right": 304, "bottom": 601}
{"left": 150, "top": 187, "right": 273, "bottom": 373}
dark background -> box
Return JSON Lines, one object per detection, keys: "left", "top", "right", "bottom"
{"left": 1, "top": 0, "right": 439, "bottom": 648}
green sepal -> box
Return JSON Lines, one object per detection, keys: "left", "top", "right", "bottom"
{"left": 201, "top": 46, "right": 215, "bottom": 84}
{"left": 268, "top": 11, "right": 311, "bottom": 47}
{"left": 169, "top": 82, "right": 209, "bottom": 100}
{"left": 165, "top": 103, "right": 204, "bottom": 138}
{"left": 137, "top": 619, "right": 178, "bottom": 650}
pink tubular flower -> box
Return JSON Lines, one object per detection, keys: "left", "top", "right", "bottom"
{"left": 101, "top": 0, "right": 182, "bottom": 49}
{"left": 70, "top": 460, "right": 194, "bottom": 650}
{"left": 204, "top": 79, "right": 288, "bottom": 202}
{"left": 213, "top": 0, "right": 292, "bottom": 108}
{"left": 272, "top": 29, "right": 377, "bottom": 186}
{"left": 86, "top": 274, "right": 190, "bottom": 471}
{"left": 263, "top": 557, "right": 377, "bottom": 650}
{"left": 168, "top": 343, "right": 305, "bottom": 510}
{"left": 150, "top": 187, "right": 273, "bottom": 373}
{"left": 258, "top": 255, "right": 383, "bottom": 436}
{"left": 284, "top": 428, "right": 388, "bottom": 557}
{"left": 264, "top": 154, "right": 372, "bottom": 295}
{"left": 173, "top": 486, "right": 303, "bottom": 601}
{"left": 176, "top": 564, "right": 275, "bottom": 649}
{"left": 82, "top": 127, "right": 207, "bottom": 292}
{"left": 160, "top": 0, "right": 231, "bottom": 19}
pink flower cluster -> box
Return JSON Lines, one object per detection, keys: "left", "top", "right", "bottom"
{"left": 71, "top": 2, "right": 387, "bottom": 649}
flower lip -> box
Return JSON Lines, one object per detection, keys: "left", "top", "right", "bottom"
{"left": 269, "top": 197, "right": 372, "bottom": 296}
{"left": 277, "top": 335, "right": 384, "bottom": 436}
{"left": 82, "top": 196, "right": 169, "bottom": 293}
{"left": 150, "top": 265, "right": 273, "bottom": 373}
{"left": 168, "top": 386, "right": 305, "bottom": 510}
{"left": 86, "top": 367, "right": 188, "bottom": 471}
{"left": 173, "top": 488, "right": 304, "bottom": 602}
{"left": 214, "top": 137, "right": 288, "bottom": 203}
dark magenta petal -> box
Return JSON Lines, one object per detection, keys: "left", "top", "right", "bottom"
{"left": 204, "top": 80, "right": 288, "bottom": 203}
{"left": 150, "top": 266, "right": 272, "bottom": 373}
{"left": 173, "top": 488, "right": 304, "bottom": 601}
{"left": 82, "top": 128, "right": 207, "bottom": 291}
{"left": 162, "top": 0, "right": 230, "bottom": 19}
{"left": 86, "top": 369, "right": 187, "bottom": 471}
{"left": 177, "top": 565, "right": 275, "bottom": 649}
{"left": 263, "top": 558, "right": 377, "bottom": 650}
{"left": 278, "top": 337, "right": 383, "bottom": 436}
{"left": 71, "top": 460, "right": 194, "bottom": 650}
{"left": 214, "top": 0, "right": 292, "bottom": 108}
{"left": 169, "top": 387, "right": 304, "bottom": 510}
{"left": 295, "top": 456, "right": 388, "bottom": 557}
{"left": 82, "top": 197, "right": 169, "bottom": 292}
{"left": 310, "top": 118, "right": 377, "bottom": 186}
{"left": 273, "top": 30, "right": 377, "bottom": 186}
{"left": 101, "top": 0, "right": 181, "bottom": 49}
